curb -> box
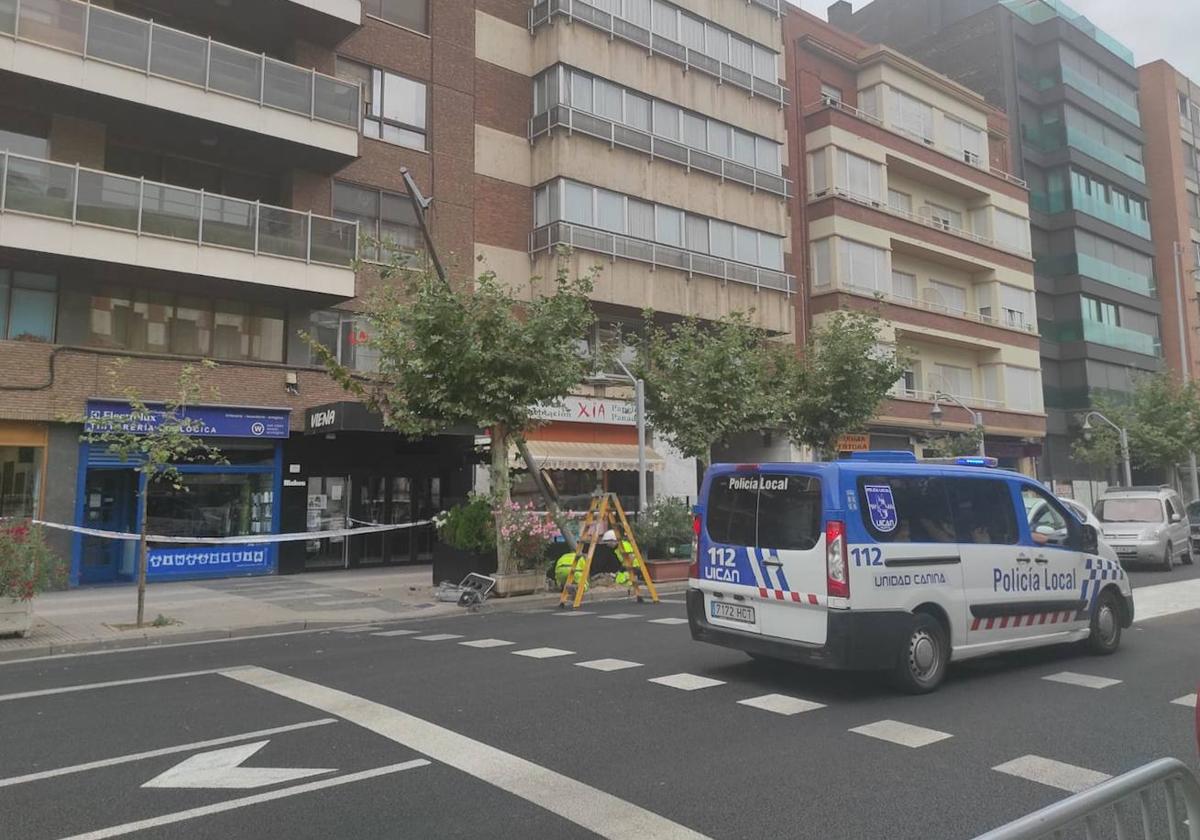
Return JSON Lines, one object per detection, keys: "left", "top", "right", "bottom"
{"left": 0, "top": 580, "right": 692, "bottom": 663}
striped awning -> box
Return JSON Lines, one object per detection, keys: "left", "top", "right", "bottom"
{"left": 511, "top": 441, "right": 665, "bottom": 472}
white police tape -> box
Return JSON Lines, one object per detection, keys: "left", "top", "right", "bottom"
{"left": 30, "top": 519, "right": 433, "bottom": 545}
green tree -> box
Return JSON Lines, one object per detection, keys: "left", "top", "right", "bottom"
{"left": 308, "top": 257, "right": 598, "bottom": 575}
{"left": 921, "top": 426, "right": 985, "bottom": 459}
{"left": 82, "top": 361, "right": 226, "bottom": 627}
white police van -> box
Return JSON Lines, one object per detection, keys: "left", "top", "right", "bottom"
{"left": 686, "top": 453, "right": 1134, "bottom": 693}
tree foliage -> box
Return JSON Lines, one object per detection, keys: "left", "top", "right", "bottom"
{"left": 921, "top": 426, "right": 985, "bottom": 459}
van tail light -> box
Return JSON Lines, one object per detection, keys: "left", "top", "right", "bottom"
{"left": 826, "top": 520, "right": 849, "bottom": 600}
{"left": 688, "top": 514, "right": 701, "bottom": 579}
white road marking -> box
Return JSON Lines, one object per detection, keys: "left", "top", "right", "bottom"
{"left": 0, "top": 719, "right": 336, "bottom": 788}
{"left": 142, "top": 739, "right": 335, "bottom": 789}
{"left": 647, "top": 618, "right": 688, "bottom": 625}
{"left": 222, "top": 667, "right": 711, "bottom": 840}
{"left": 737, "top": 694, "right": 825, "bottom": 716}
{"left": 0, "top": 669, "right": 220, "bottom": 703}
{"left": 413, "top": 634, "right": 464, "bottom": 642}
{"left": 459, "top": 639, "right": 514, "bottom": 649}
{"left": 553, "top": 611, "right": 595, "bottom": 617}
{"left": 597, "top": 613, "right": 641, "bottom": 620}
{"left": 1131, "top": 578, "right": 1200, "bottom": 622}
{"left": 849, "top": 720, "right": 953, "bottom": 748}
{"left": 1042, "top": 671, "right": 1122, "bottom": 689}
{"left": 372, "top": 629, "right": 421, "bottom": 637}
{"left": 648, "top": 673, "right": 725, "bottom": 691}
{"left": 576, "top": 659, "right": 643, "bottom": 672}
{"left": 993, "top": 755, "right": 1112, "bottom": 793}
{"left": 512, "top": 647, "right": 575, "bottom": 659}
{"left": 57, "top": 760, "right": 429, "bottom": 840}
{"left": 1172, "top": 693, "right": 1198, "bottom": 708}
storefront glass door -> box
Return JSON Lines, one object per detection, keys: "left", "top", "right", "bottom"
{"left": 305, "top": 476, "right": 348, "bottom": 569}
{"left": 80, "top": 470, "right": 137, "bottom": 583}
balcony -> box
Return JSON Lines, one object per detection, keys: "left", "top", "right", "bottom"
{"left": 529, "top": 105, "right": 791, "bottom": 199}
{"left": 0, "top": 0, "right": 360, "bottom": 157}
{"left": 1021, "top": 122, "right": 1145, "bottom": 182}
{"left": 530, "top": 221, "right": 795, "bottom": 294}
{"left": 0, "top": 151, "right": 357, "bottom": 296}
{"left": 1059, "top": 66, "right": 1140, "bottom": 127}
{"left": 1042, "top": 317, "right": 1160, "bottom": 357}
{"left": 1036, "top": 253, "right": 1155, "bottom": 297}
{"left": 529, "top": 0, "right": 787, "bottom": 107}
{"left": 288, "top": 0, "right": 361, "bottom": 27}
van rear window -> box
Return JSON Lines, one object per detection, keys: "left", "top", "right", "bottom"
{"left": 706, "top": 473, "right": 822, "bottom": 550}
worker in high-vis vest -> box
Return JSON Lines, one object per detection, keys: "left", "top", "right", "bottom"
{"left": 554, "top": 551, "right": 587, "bottom": 592}
{"left": 601, "top": 530, "right": 640, "bottom": 588}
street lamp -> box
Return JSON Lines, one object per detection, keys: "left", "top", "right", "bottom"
{"left": 1082, "top": 411, "right": 1132, "bottom": 488}
{"left": 590, "top": 357, "right": 648, "bottom": 514}
{"left": 931, "top": 391, "right": 986, "bottom": 457}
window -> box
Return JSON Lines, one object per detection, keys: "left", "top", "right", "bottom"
{"left": 888, "top": 189, "right": 912, "bottom": 215}
{"left": 333, "top": 182, "right": 421, "bottom": 263}
{"left": 808, "top": 149, "right": 828, "bottom": 194}
{"left": 732, "top": 130, "right": 756, "bottom": 167}
{"left": 810, "top": 239, "right": 832, "bottom": 288}
{"left": 705, "top": 474, "right": 758, "bottom": 546}
{"left": 929, "top": 280, "right": 967, "bottom": 314}
{"left": 680, "top": 111, "right": 706, "bottom": 149}
{"left": 210, "top": 300, "right": 285, "bottom": 363}
{"left": 756, "top": 475, "right": 822, "bottom": 551}
{"left": 927, "top": 203, "right": 962, "bottom": 231}
{"left": 945, "top": 117, "right": 986, "bottom": 165}
{"left": 1004, "top": 366, "right": 1041, "bottom": 412}
{"left": 337, "top": 59, "right": 427, "bottom": 150}
{"left": 0, "top": 446, "right": 42, "bottom": 519}
{"left": 1182, "top": 93, "right": 1192, "bottom": 119}
{"left": 1, "top": 270, "right": 57, "bottom": 342}
{"left": 710, "top": 219, "right": 734, "bottom": 259}
{"left": 653, "top": 101, "right": 679, "bottom": 140}
{"left": 857, "top": 476, "right": 955, "bottom": 543}
{"left": 628, "top": 198, "right": 654, "bottom": 240}
{"left": 993, "top": 210, "right": 1030, "bottom": 253}
{"left": 835, "top": 150, "right": 883, "bottom": 202}
{"left": 1020, "top": 485, "right": 1078, "bottom": 548}
{"left": 626, "top": 93, "right": 650, "bottom": 131}
{"left": 753, "top": 46, "right": 777, "bottom": 82}
{"left": 685, "top": 215, "right": 709, "bottom": 253}
{"left": 947, "top": 479, "right": 1018, "bottom": 544}
{"left": 656, "top": 206, "right": 683, "bottom": 247}
{"left": 564, "top": 181, "right": 594, "bottom": 225}
{"left": 890, "top": 89, "right": 933, "bottom": 141}
{"left": 0, "top": 108, "right": 49, "bottom": 158}
{"left": 596, "top": 189, "right": 625, "bottom": 233}
{"left": 651, "top": 0, "right": 677, "bottom": 39}
{"left": 679, "top": 13, "right": 704, "bottom": 51}
{"left": 362, "top": 0, "right": 427, "bottom": 32}
{"left": 934, "top": 363, "right": 973, "bottom": 397}
{"left": 891, "top": 271, "right": 917, "bottom": 301}
{"left": 705, "top": 24, "right": 729, "bottom": 63}
{"left": 594, "top": 79, "right": 623, "bottom": 121}
{"left": 820, "top": 83, "right": 842, "bottom": 104}
{"left": 1095, "top": 497, "right": 1164, "bottom": 524}
{"left": 837, "top": 239, "right": 889, "bottom": 293}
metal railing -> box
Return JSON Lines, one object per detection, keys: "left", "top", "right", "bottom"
{"left": 0, "top": 0, "right": 361, "bottom": 130}
{"left": 529, "top": 106, "right": 792, "bottom": 199}
{"left": 812, "top": 276, "right": 1038, "bottom": 335}
{"left": 809, "top": 186, "right": 1034, "bottom": 259}
{"left": 529, "top": 0, "right": 787, "bottom": 106}
{"left": 747, "top": 0, "right": 783, "bottom": 15}
{"left": 530, "top": 221, "right": 795, "bottom": 294}
{"left": 805, "top": 99, "right": 1028, "bottom": 188}
{"left": 891, "top": 386, "right": 1006, "bottom": 411}
{"left": 0, "top": 150, "right": 359, "bottom": 267}
{"left": 973, "top": 757, "right": 1200, "bottom": 840}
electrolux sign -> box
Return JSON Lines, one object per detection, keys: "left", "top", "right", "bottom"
{"left": 84, "top": 400, "right": 290, "bottom": 439}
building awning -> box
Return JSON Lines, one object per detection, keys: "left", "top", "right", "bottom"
{"left": 511, "top": 441, "right": 665, "bottom": 472}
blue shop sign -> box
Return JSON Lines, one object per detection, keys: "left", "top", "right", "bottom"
{"left": 147, "top": 544, "right": 273, "bottom": 580}
{"left": 85, "top": 400, "right": 290, "bottom": 439}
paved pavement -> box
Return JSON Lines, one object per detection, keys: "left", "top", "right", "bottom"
{"left": 1, "top": 567, "right": 1197, "bottom": 839}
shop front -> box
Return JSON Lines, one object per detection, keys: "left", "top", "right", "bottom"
{"left": 277, "top": 401, "right": 475, "bottom": 573}
{"left": 0, "top": 420, "right": 48, "bottom": 521}
{"left": 73, "top": 401, "right": 288, "bottom": 586}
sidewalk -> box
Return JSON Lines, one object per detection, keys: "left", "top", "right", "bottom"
{"left": 0, "top": 567, "right": 688, "bottom": 661}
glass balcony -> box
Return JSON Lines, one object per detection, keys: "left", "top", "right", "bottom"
{"left": 0, "top": 0, "right": 360, "bottom": 129}
{"left": 1044, "top": 318, "right": 1159, "bottom": 356}
{"left": 1064, "top": 128, "right": 1144, "bottom": 181}
{"left": 1071, "top": 188, "right": 1150, "bottom": 238}
{"left": 0, "top": 151, "right": 358, "bottom": 267}
{"left": 1000, "top": 0, "right": 1134, "bottom": 65}
{"left": 1060, "top": 66, "right": 1141, "bottom": 126}
{"left": 1036, "top": 253, "right": 1156, "bottom": 297}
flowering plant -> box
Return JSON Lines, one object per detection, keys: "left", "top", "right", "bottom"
{"left": 1, "top": 522, "right": 64, "bottom": 602}
{"left": 497, "top": 501, "right": 562, "bottom": 571}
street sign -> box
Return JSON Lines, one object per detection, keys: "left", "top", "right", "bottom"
{"left": 837, "top": 434, "right": 870, "bottom": 452}
{"left": 142, "top": 740, "right": 335, "bottom": 789}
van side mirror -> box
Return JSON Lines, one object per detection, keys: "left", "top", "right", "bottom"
{"left": 1170, "top": 513, "right": 1183, "bottom": 523}
{"left": 1081, "top": 524, "right": 1099, "bottom": 554}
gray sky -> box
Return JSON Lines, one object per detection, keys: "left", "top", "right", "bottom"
{"left": 789, "top": 0, "right": 1200, "bottom": 82}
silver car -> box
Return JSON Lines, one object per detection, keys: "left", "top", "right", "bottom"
{"left": 1095, "top": 487, "right": 1194, "bottom": 571}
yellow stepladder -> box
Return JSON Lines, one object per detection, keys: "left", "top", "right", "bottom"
{"left": 558, "top": 492, "right": 659, "bottom": 609}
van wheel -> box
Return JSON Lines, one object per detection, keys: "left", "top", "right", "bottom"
{"left": 891, "top": 614, "right": 948, "bottom": 694}
{"left": 1087, "top": 590, "right": 1121, "bottom": 655}
{"left": 1159, "top": 543, "right": 1174, "bottom": 571}
{"left": 1184, "top": 547, "right": 1195, "bottom": 566}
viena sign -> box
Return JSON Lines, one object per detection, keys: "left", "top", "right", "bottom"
{"left": 530, "top": 397, "right": 636, "bottom": 426}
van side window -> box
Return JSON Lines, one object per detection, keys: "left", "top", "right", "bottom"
{"left": 947, "top": 478, "right": 1018, "bottom": 544}
{"left": 857, "top": 476, "right": 955, "bottom": 543}
{"left": 706, "top": 474, "right": 758, "bottom": 546}
{"left": 1019, "top": 485, "right": 1077, "bottom": 548}
{"left": 757, "top": 475, "right": 822, "bottom": 551}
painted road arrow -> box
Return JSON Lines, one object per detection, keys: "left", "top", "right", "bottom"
{"left": 142, "top": 740, "right": 335, "bottom": 789}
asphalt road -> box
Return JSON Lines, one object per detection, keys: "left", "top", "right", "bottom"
{"left": 1, "top": 570, "right": 1197, "bottom": 840}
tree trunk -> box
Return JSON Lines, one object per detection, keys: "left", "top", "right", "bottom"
{"left": 136, "top": 472, "right": 148, "bottom": 628}
{"left": 491, "top": 423, "right": 515, "bottom": 575}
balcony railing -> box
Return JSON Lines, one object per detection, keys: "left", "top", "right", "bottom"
{"left": 809, "top": 186, "right": 1034, "bottom": 259}
{"left": 530, "top": 221, "right": 795, "bottom": 294}
{"left": 805, "top": 99, "right": 1028, "bottom": 188}
{"left": 748, "top": 0, "right": 783, "bottom": 15}
{"left": 0, "top": 0, "right": 360, "bottom": 130}
{"left": 890, "top": 386, "right": 1006, "bottom": 411}
{"left": 812, "top": 276, "right": 1038, "bottom": 335}
{"left": 0, "top": 151, "right": 358, "bottom": 267}
{"left": 529, "top": 106, "right": 791, "bottom": 199}
{"left": 529, "top": 0, "right": 787, "bottom": 107}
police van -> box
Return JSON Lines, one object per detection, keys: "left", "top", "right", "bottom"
{"left": 686, "top": 453, "right": 1134, "bottom": 693}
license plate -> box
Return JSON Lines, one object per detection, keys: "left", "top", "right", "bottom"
{"left": 711, "top": 601, "right": 755, "bottom": 624}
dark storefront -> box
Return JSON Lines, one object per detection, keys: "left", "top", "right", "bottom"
{"left": 278, "top": 402, "right": 475, "bottom": 573}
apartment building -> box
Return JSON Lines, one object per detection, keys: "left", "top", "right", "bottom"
{"left": 1138, "top": 61, "right": 1200, "bottom": 384}
{"left": 785, "top": 8, "right": 1045, "bottom": 471}
{"left": 827, "top": 0, "right": 1161, "bottom": 490}
{"left": 0, "top": 0, "right": 794, "bottom": 585}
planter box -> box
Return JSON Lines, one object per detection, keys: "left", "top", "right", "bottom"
{"left": 0, "top": 599, "right": 33, "bottom": 638}
{"left": 432, "top": 542, "right": 497, "bottom": 585}
{"left": 647, "top": 558, "right": 691, "bottom": 582}
{"left": 491, "top": 571, "right": 545, "bottom": 598}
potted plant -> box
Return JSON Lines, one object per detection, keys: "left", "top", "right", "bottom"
{"left": 431, "top": 495, "right": 498, "bottom": 584}
{"left": 1, "top": 522, "right": 64, "bottom": 637}
{"left": 493, "top": 501, "right": 558, "bottom": 596}
{"left": 634, "top": 498, "right": 695, "bottom": 582}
